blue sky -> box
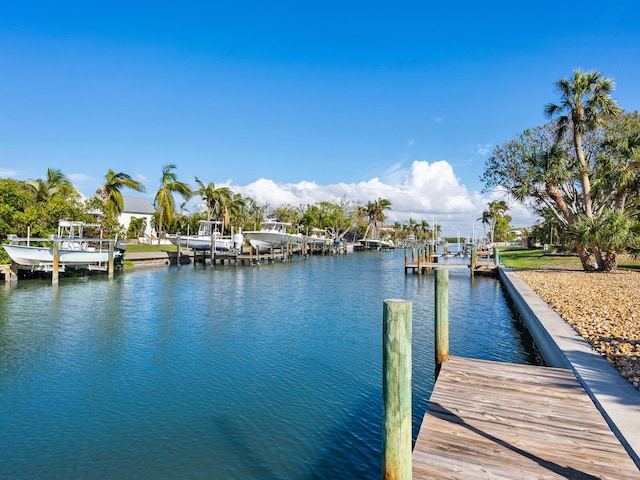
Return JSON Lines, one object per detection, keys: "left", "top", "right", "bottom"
{"left": 1, "top": 2, "right": 639, "bottom": 236}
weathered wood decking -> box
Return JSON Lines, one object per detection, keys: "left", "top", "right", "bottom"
{"left": 413, "top": 356, "right": 640, "bottom": 479}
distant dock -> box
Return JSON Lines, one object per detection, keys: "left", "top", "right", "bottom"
{"left": 403, "top": 247, "right": 498, "bottom": 276}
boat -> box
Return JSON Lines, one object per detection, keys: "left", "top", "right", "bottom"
{"left": 355, "top": 223, "right": 395, "bottom": 251}
{"left": 306, "top": 228, "right": 333, "bottom": 249}
{"left": 166, "top": 220, "right": 239, "bottom": 252}
{"left": 244, "top": 220, "right": 303, "bottom": 253}
{"left": 355, "top": 238, "right": 395, "bottom": 251}
{"left": 2, "top": 220, "right": 122, "bottom": 270}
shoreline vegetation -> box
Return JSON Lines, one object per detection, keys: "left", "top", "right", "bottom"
{"left": 500, "top": 247, "right": 640, "bottom": 392}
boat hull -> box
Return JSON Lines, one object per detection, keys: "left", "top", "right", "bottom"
{"left": 245, "top": 232, "right": 302, "bottom": 253}
{"left": 3, "top": 244, "right": 118, "bottom": 268}
{"left": 166, "top": 235, "right": 233, "bottom": 252}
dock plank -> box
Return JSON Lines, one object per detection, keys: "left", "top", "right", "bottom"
{"left": 413, "top": 356, "right": 640, "bottom": 479}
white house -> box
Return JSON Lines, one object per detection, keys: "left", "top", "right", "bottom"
{"left": 119, "top": 196, "right": 156, "bottom": 242}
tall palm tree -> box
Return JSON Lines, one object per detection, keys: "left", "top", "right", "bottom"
{"left": 154, "top": 164, "right": 191, "bottom": 244}
{"left": 97, "top": 169, "right": 145, "bottom": 217}
{"left": 481, "top": 200, "right": 509, "bottom": 244}
{"left": 226, "top": 193, "right": 246, "bottom": 231}
{"left": 364, "top": 198, "right": 391, "bottom": 238}
{"left": 194, "top": 177, "right": 234, "bottom": 230}
{"left": 544, "top": 69, "right": 621, "bottom": 219}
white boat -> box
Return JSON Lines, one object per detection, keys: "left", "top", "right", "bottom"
{"left": 306, "top": 228, "right": 333, "bottom": 249}
{"left": 2, "top": 220, "right": 121, "bottom": 270}
{"left": 244, "top": 220, "right": 303, "bottom": 253}
{"left": 356, "top": 238, "right": 395, "bottom": 250}
{"left": 166, "top": 220, "right": 239, "bottom": 252}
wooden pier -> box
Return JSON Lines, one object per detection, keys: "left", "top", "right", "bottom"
{"left": 403, "top": 247, "right": 497, "bottom": 276}
{"left": 412, "top": 356, "right": 640, "bottom": 479}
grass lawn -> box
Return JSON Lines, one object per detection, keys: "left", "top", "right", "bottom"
{"left": 498, "top": 246, "right": 640, "bottom": 271}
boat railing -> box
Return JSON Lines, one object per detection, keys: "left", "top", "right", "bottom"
{"left": 6, "top": 234, "right": 118, "bottom": 247}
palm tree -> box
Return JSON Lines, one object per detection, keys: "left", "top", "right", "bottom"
{"left": 226, "top": 193, "right": 246, "bottom": 231}
{"left": 481, "top": 200, "right": 509, "bottom": 244}
{"left": 600, "top": 113, "right": 640, "bottom": 212}
{"left": 573, "top": 209, "right": 639, "bottom": 271}
{"left": 154, "top": 164, "right": 191, "bottom": 244}
{"left": 97, "top": 169, "right": 145, "bottom": 217}
{"left": 194, "top": 178, "right": 229, "bottom": 220}
{"left": 26, "top": 168, "right": 75, "bottom": 202}
{"left": 544, "top": 69, "right": 621, "bottom": 219}
{"left": 364, "top": 198, "right": 391, "bottom": 238}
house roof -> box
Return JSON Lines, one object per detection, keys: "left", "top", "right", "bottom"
{"left": 122, "top": 196, "right": 155, "bottom": 215}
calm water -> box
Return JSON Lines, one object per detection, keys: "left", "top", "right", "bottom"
{"left": 0, "top": 250, "right": 539, "bottom": 479}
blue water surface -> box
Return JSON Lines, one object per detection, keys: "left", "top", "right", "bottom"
{"left": 0, "top": 250, "right": 539, "bottom": 479}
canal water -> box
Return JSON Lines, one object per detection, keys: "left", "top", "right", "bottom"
{"left": 0, "top": 250, "right": 539, "bottom": 479}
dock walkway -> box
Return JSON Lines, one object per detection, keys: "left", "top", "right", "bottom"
{"left": 413, "top": 356, "right": 640, "bottom": 479}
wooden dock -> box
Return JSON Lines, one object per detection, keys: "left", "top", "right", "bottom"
{"left": 413, "top": 356, "right": 640, "bottom": 479}
{"left": 404, "top": 247, "right": 497, "bottom": 276}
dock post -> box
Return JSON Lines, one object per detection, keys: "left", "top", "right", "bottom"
{"left": 176, "top": 236, "right": 181, "bottom": 266}
{"left": 470, "top": 247, "right": 477, "bottom": 276}
{"left": 435, "top": 269, "right": 449, "bottom": 377}
{"left": 108, "top": 240, "right": 114, "bottom": 278}
{"left": 493, "top": 247, "right": 499, "bottom": 266}
{"left": 10, "top": 262, "right": 18, "bottom": 282}
{"left": 210, "top": 234, "right": 216, "bottom": 267}
{"left": 52, "top": 240, "right": 59, "bottom": 285}
{"left": 382, "top": 299, "right": 412, "bottom": 480}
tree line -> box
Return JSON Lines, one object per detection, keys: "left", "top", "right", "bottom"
{"left": 483, "top": 69, "right": 640, "bottom": 271}
{"left": 1, "top": 164, "right": 447, "bottom": 260}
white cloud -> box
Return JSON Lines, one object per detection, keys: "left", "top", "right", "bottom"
{"left": 434, "top": 117, "right": 444, "bottom": 124}
{"left": 0, "top": 169, "right": 17, "bottom": 177}
{"left": 407, "top": 139, "right": 416, "bottom": 147}
{"left": 232, "top": 160, "right": 539, "bottom": 237}
{"left": 476, "top": 143, "right": 493, "bottom": 156}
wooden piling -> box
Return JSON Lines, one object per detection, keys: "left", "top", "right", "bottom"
{"left": 108, "top": 240, "right": 114, "bottom": 278}
{"left": 52, "top": 241, "right": 59, "bottom": 284}
{"left": 435, "top": 269, "right": 449, "bottom": 376}
{"left": 382, "top": 299, "right": 412, "bottom": 480}
{"left": 470, "top": 247, "right": 477, "bottom": 276}
{"left": 210, "top": 234, "right": 216, "bottom": 266}
{"left": 493, "top": 247, "right": 499, "bottom": 266}
{"left": 176, "top": 236, "right": 181, "bottom": 266}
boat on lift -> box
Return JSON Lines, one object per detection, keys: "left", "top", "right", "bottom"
{"left": 165, "top": 220, "right": 240, "bottom": 252}
{"left": 244, "top": 220, "right": 303, "bottom": 253}
{"left": 2, "top": 220, "right": 122, "bottom": 270}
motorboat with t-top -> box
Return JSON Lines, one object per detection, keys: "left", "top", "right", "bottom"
{"left": 244, "top": 220, "right": 303, "bottom": 253}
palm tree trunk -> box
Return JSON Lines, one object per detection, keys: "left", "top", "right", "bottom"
{"left": 602, "top": 252, "right": 617, "bottom": 272}
{"left": 573, "top": 130, "right": 605, "bottom": 270}
{"left": 575, "top": 240, "right": 596, "bottom": 271}
{"left": 157, "top": 211, "right": 164, "bottom": 246}
{"left": 614, "top": 190, "right": 628, "bottom": 212}
{"left": 573, "top": 131, "right": 593, "bottom": 218}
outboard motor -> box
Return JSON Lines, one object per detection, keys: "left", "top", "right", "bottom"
{"left": 233, "top": 232, "right": 244, "bottom": 251}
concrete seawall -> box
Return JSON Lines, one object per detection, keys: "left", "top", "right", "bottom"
{"left": 500, "top": 267, "right": 640, "bottom": 468}
{"left": 124, "top": 251, "right": 192, "bottom": 268}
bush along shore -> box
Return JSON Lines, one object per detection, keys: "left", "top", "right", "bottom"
{"left": 516, "top": 269, "right": 640, "bottom": 391}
